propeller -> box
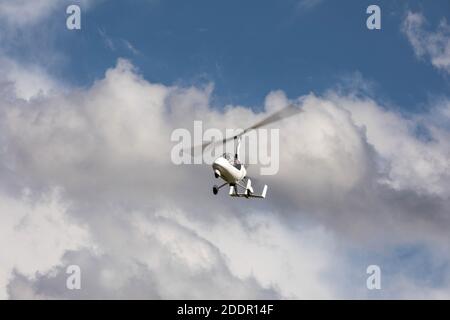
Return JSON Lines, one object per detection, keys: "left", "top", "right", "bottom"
{"left": 186, "top": 104, "right": 302, "bottom": 156}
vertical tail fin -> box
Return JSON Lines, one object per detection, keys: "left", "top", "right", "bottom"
{"left": 261, "top": 185, "right": 268, "bottom": 198}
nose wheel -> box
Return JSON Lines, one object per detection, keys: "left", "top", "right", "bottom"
{"left": 212, "top": 182, "right": 227, "bottom": 195}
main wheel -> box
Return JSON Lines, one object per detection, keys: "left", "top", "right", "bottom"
{"left": 213, "top": 185, "right": 219, "bottom": 195}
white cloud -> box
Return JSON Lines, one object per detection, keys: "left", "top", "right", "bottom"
{"left": 157, "top": 209, "right": 339, "bottom": 299}
{"left": 402, "top": 11, "right": 450, "bottom": 74}
{"left": 0, "top": 0, "right": 59, "bottom": 27}
{"left": 0, "top": 57, "right": 61, "bottom": 100}
{"left": 1, "top": 58, "right": 450, "bottom": 299}
{"left": 330, "top": 94, "right": 450, "bottom": 197}
{"left": 0, "top": 189, "right": 91, "bottom": 299}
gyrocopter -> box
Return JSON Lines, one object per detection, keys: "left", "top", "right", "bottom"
{"left": 188, "top": 104, "right": 302, "bottom": 199}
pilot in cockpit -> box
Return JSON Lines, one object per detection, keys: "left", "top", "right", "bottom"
{"left": 222, "top": 153, "right": 241, "bottom": 170}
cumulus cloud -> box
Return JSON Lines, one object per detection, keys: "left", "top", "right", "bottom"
{"left": 0, "top": 58, "right": 335, "bottom": 299}
{"left": 0, "top": 55, "right": 450, "bottom": 299}
{"left": 402, "top": 11, "right": 450, "bottom": 74}
{"left": 0, "top": 57, "right": 61, "bottom": 100}
{"left": 0, "top": 0, "right": 100, "bottom": 88}
{"left": 0, "top": 0, "right": 59, "bottom": 27}
{"left": 0, "top": 189, "right": 91, "bottom": 299}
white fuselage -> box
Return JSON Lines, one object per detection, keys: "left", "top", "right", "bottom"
{"left": 212, "top": 156, "right": 246, "bottom": 184}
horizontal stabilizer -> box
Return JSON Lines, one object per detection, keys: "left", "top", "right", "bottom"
{"left": 229, "top": 184, "right": 268, "bottom": 199}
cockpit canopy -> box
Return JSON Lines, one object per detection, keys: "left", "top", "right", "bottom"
{"left": 222, "top": 153, "right": 232, "bottom": 161}
{"left": 222, "top": 153, "right": 241, "bottom": 170}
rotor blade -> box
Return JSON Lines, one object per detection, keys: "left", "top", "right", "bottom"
{"left": 245, "top": 103, "right": 302, "bottom": 132}
{"left": 184, "top": 139, "right": 214, "bottom": 157}
{"left": 185, "top": 104, "right": 302, "bottom": 155}
{"left": 221, "top": 103, "right": 302, "bottom": 144}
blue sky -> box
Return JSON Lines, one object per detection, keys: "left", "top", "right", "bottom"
{"left": 21, "top": 0, "right": 449, "bottom": 112}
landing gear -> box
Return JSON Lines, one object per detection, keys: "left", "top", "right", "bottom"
{"left": 212, "top": 182, "right": 227, "bottom": 195}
